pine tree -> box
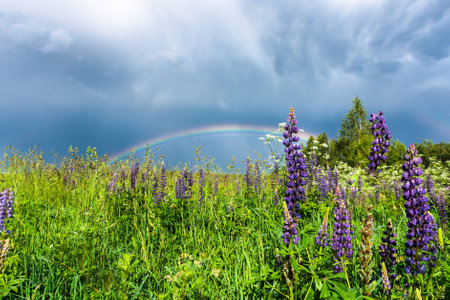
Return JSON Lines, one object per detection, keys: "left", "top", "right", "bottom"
{"left": 333, "top": 96, "right": 372, "bottom": 167}
{"left": 338, "top": 96, "right": 370, "bottom": 144}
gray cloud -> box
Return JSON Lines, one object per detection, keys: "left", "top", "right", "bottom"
{"left": 0, "top": 0, "right": 449, "bottom": 166}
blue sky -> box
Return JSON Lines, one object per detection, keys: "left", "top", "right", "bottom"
{"left": 0, "top": 0, "right": 449, "bottom": 167}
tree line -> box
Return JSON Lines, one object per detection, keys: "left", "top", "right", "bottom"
{"left": 302, "top": 96, "right": 449, "bottom": 169}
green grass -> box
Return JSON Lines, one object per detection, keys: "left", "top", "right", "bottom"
{"left": 0, "top": 148, "right": 448, "bottom": 299}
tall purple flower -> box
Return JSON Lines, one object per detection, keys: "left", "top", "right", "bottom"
{"left": 108, "top": 173, "right": 118, "bottom": 195}
{"left": 152, "top": 169, "right": 160, "bottom": 206}
{"left": 130, "top": 161, "right": 139, "bottom": 190}
{"left": 175, "top": 172, "right": 187, "bottom": 200}
{"left": 367, "top": 111, "right": 391, "bottom": 173}
{"left": 315, "top": 208, "right": 330, "bottom": 247}
{"left": 273, "top": 190, "right": 279, "bottom": 205}
{"left": 282, "top": 107, "right": 308, "bottom": 247}
{"left": 282, "top": 201, "right": 299, "bottom": 246}
{"left": 330, "top": 193, "right": 353, "bottom": 273}
{"left": 379, "top": 218, "right": 397, "bottom": 293}
{"left": 159, "top": 162, "right": 167, "bottom": 202}
{"left": 0, "top": 189, "right": 14, "bottom": 234}
{"left": 317, "top": 172, "right": 327, "bottom": 203}
{"left": 402, "top": 144, "right": 437, "bottom": 277}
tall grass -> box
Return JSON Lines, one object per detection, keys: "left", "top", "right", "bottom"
{"left": 0, "top": 146, "right": 448, "bottom": 299}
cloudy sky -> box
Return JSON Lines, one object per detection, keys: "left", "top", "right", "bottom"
{"left": 0, "top": 0, "right": 449, "bottom": 167}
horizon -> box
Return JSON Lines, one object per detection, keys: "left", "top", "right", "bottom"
{"left": 1, "top": 1, "right": 449, "bottom": 168}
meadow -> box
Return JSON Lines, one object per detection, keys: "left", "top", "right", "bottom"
{"left": 0, "top": 109, "right": 448, "bottom": 299}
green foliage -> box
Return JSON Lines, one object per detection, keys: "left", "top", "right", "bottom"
{"left": 338, "top": 96, "right": 371, "bottom": 143}
{"left": 385, "top": 139, "right": 407, "bottom": 166}
{"left": 416, "top": 140, "right": 450, "bottom": 169}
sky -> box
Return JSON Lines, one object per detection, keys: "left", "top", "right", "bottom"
{"left": 0, "top": 0, "right": 449, "bottom": 168}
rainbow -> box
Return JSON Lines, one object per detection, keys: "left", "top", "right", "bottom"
{"left": 112, "top": 124, "right": 314, "bottom": 160}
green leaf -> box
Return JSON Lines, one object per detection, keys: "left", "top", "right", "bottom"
{"left": 320, "top": 282, "right": 331, "bottom": 298}
{"left": 365, "top": 280, "right": 377, "bottom": 295}
{"left": 314, "top": 276, "right": 323, "bottom": 291}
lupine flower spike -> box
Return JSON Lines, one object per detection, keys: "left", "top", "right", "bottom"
{"left": 379, "top": 218, "right": 397, "bottom": 288}
{"left": 315, "top": 207, "right": 330, "bottom": 248}
{"left": 381, "top": 262, "right": 391, "bottom": 295}
{"left": 282, "top": 107, "right": 308, "bottom": 247}
{"left": 130, "top": 161, "right": 139, "bottom": 190}
{"left": 367, "top": 111, "right": 391, "bottom": 173}
{"left": 330, "top": 190, "right": 353, "bottom": 273}
{"left": 0, "top": 189, "right": 14, "bottom": 234}
{"left": 402, "top": 144, "right": 437, "bottom": 279}
{"left": 152, "top": 168, "right": 160, "bottom": 206}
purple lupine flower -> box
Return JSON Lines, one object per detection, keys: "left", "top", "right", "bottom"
{"left": 273, "top": 190, "right": 279, "bottom": 205}
{"left": 282, "top": 201, "right": 299, "bottom": 246}
{"left": 315, "top": 208, "right": 329, "bottom": 247}
{"left": 6, "top": 190, "right": 13, "bottom": 219}
{"left": 175, "top": 172, "right": 187, "bottom": 200}
{"left": 198, "top": 168, "right": 205, "bottom": 206}
{"left": 330, "top": 193, "right": 353, "bottom": 273}
{"left": 130, "top": 161, "right": 139, "bottom": 190}
{"left": 367, "top": 111, "right": 392, "bottom": 173}
{"left": 120, "top": 168, "right": 126, "bottom": 181}
{"left": 318, "top": 171, "right": 327, "bottom": 203}
{"left": 402, "top": 144, "right": 437, "bottom": 277}
{"left": 152, "top": 169, "right": 160, "bottom": 206}
{"left": 379, "top": 218, "right": 397, "bottom": 288}
{"left": 235, "top": 178, "right": 240, "bottom": 197}
{"left": 358, "top": 175, "right": 364, "bottom": 195}
{"left": 0, "top": 189, "right": 14, "bottom": 234}
{"left": 348, "top": 177, "right": 355, "bottom": 186}
{"left": 282, "top": 107, "right": 308, "bottom": 247}
{"left": 381, "top": 262, "right": 391, "bottom": 295}
{"left": 108, "top": 173, "right": 118, "bottom": 195}
{"left": 435, "top": 192, "right": 447, "bottom": 227}
{"left": 426, "top": 175, "right": 436, "bottom": 202}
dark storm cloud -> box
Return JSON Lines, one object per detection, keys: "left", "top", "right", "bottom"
{"left": 0, "top": 0, "right": 449, "bottom": 166}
